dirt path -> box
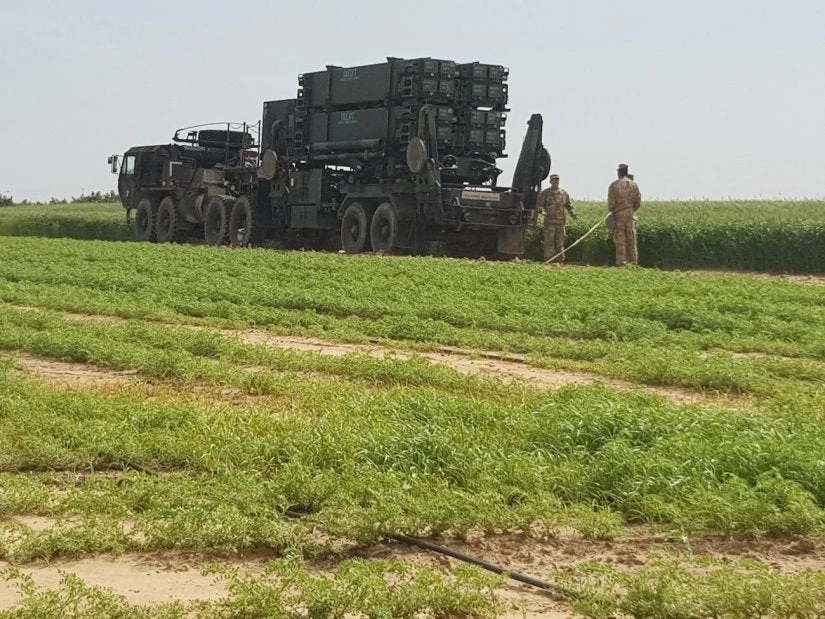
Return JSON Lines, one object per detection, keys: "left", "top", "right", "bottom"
{"left": 222, "top": 330, "right": 740, "bottom": 405}
{"left": 4, "top": 302, "right": 744, "bottom": 406}
{"left": 11, "top": 338, "right": 732, "bottom": 408}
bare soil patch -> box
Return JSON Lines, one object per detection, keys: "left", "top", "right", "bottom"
{"left": 13, "top": 354, "right": 139, "bottom": 388}
{"left": 0, "top": 555, "right": 230, "bottom": 610}
{"left": 9, "top": 354, "right": 286, "bottom": 407}
{"left": 229, "top": 331, "right": 739, "bottom": 406}
{"left": 4, "top": 303, "right": 743, "bottom": 406}
{"left": 4, "top": 303, "right": 124, "bottom": 323}
{"left": 665, "top": 268, "right": 825, "bottom": 286}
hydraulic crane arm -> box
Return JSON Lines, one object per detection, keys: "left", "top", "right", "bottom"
{"left": 511, "top": 114, "right": 551, "bottom": 208}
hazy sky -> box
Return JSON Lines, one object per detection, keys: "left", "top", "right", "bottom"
{"left": 1, "top": 0, "right": 823, "bottom": 202}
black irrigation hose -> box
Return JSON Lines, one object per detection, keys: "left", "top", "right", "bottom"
{"left": 285, "top": 509, "right": 575, "bottom": 600}
{"left": 63, "top": 460, "right": 576, "bottom": 599}
{"left": 390, "top": 532, "right": 575, "bottom": 599}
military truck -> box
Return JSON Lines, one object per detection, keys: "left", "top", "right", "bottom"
{"left": 108, "top": 56, "right": 551, "bottom": 256}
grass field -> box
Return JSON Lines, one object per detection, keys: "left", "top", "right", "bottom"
{"left": 1, "top": 236, "right": 825, "bottom": 616}
{"left": 2, "top": 199, "right": 825, "bottom": 271}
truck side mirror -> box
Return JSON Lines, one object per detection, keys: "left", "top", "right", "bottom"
{"left": 108, "top": 155, "right": 120, "bottom": 174}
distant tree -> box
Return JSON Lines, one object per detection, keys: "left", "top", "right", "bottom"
{"left": 70, "top": 190, "right": 118, "bottom": 204}
{"left": 49, "top": 197, "right": 68, "bottom": 205}
{"left": 0, "top": 194, "right": 13, "bottom": 207}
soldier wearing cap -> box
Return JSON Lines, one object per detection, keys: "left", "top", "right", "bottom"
{"left": 607, "top": 163, "right": 642, "bottom": 266}
{"left": 536, "top": 173, "right": 578, "bottom": 263}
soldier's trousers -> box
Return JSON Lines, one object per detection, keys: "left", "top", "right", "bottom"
{"left": 612, "top": 210, "right": 638, "bottom": 266}
{"left": 544, "top": 223, "right": 566, "bottom": 262}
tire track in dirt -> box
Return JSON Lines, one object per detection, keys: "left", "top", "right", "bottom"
{"left": 225, "top": 330, "right": 729, "bottom": 405}
{"left": 4, "top": 302, "right": 745, "bottom": 406}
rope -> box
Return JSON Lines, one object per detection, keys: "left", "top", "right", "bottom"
{"left": 543, "top": 212, "right": 611, "bottom": 265}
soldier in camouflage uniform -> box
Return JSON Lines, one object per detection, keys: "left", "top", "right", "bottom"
{"left": 537, "top": 174, "right": 578, "bottom": 263}
{"left": 607, "top": 163, "right": 642, "bottom": 266}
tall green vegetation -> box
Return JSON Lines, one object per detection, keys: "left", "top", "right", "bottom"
{"left": 0, "top": 204, "right": 130, "bottom": 241}
{"left": 528, "top": 199, "right": 825, "bottom": 270}
{"left": 2, "top": 200, "right": 825, "bottom": 271}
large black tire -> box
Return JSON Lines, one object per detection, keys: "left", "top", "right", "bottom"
{"left": 340, "top": 202, "right": 369, "bottom": 254}
{"left": 229, "top": 196, "right": 257, "bottom": 247}
{"left": 133, "top": 197, "right": 157, "bottom": 242}
{"left": 369, "top": 202, "right": 399, "bottom": 254}
{"left": 155, "top": 196, "right": 179, "bottom": 243}
{"left": 204, "top": 196, "right": 230, "bottom": 246}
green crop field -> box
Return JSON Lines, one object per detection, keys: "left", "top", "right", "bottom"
{"left": 533, "top": 199, "right": 825, "bottom": 272}
{"left": 2, "top": 199, "right": 825, "bottom": 272}
{"left": 1, "top": 236, "right": 825, "bottom": 616}
{"left": 0, "top": 203, "right": 131, "bottom": 242}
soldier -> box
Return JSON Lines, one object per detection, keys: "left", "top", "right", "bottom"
{"left": 607, "top": 163, "right": 642, "bottom": 266}
{"left": 537, "top": 174, "right": 578, "bottom": 263}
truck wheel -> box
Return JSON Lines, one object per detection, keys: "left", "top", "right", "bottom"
{"left": 229, "top": 196, "right": 256, "bottom": 247}
{"left": 204, "top": 196, "right": 230, "bottom": 246}
{"left": 155, "top": 196, "right": 179, "bottom": 243}
{"left": 370, "top": 202, "right": 398, "bottom": 254}
{"left": 341, "top": 202, "right": 369, "bottom": 254}
{"left": 134, "top": 197, "right": 157, "bottom": 242}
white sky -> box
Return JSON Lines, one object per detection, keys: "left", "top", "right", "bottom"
{"left": 1, "top": 0, "right": 823, "bottom": 202}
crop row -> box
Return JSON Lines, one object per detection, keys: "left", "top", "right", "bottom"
{"left": 1, "top": 237, "right": 825, "bottom": 396}
{"left": 559, "top": 558, "right": 825, "bottom": 618}
{"left": 2, "top": 200, "right": 825, "bottom": 271}
{"left": 2, "top": 307, "right": 825, "bottom": 545}
{"left": 5, "top": 555, "right": 825, "bottom": 618}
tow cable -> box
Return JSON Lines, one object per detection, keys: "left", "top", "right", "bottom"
{"left": 544, "top": 212, "right": 610, "bottom": 265}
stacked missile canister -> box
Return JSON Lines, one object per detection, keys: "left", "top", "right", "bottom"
{"left": 291, "top": 57, "right": 509, "bottom": 173}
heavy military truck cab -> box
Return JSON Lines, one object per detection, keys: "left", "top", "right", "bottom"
{"left": 107, "top": 152, "right": 135, "bottom": 208}
{"left": 108, "top": 123, "right": 262, "bottom": 245}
